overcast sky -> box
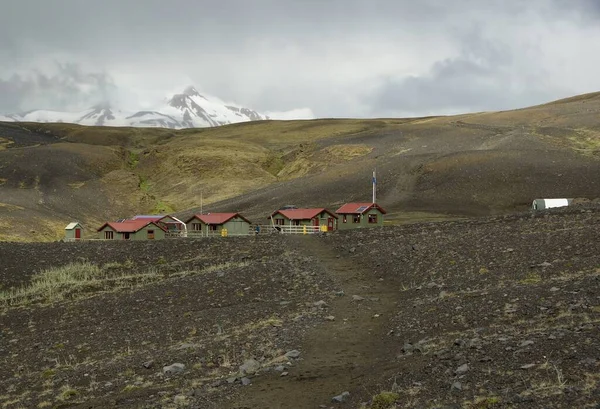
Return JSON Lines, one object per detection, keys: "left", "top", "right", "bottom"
{"left": 1, "top": 0, "right": 600, "bottom": 118}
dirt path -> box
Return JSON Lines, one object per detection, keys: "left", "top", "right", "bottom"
{"left": 224, "top": 235, "right": 399, "bottom": 409}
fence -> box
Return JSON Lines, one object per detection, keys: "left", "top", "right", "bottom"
{"left": 68, "top": 224, "right": 329, "bottom": 242}
{"left": 271, "top": 225, "right": 325, "bottom": 235}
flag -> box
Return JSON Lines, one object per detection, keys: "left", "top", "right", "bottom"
{"left": 372, "top": 171, "right": 376, "bottom": 185}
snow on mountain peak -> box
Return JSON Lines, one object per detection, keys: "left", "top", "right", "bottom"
{"left": 0, "top": 86, "right": 275, "bottom": 129}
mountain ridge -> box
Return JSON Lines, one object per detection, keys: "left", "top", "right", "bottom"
{"left": 0, "top": 86, "right": 269, "bottom": 129}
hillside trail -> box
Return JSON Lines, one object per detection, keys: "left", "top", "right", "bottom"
{"left": 224, "top": 235, "right": 399, "bottom": 409}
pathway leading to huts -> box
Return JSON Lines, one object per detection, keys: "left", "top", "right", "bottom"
{"left": 224, "top": 234, "right": 399, "bottom": 409}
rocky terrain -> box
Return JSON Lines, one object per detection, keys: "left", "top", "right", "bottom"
{"left": 1, "top": 205, "right": 599, "bottom": 408}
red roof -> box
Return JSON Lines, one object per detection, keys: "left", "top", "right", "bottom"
{"left": 270, "top": 208, "right": 337, "bottom": 220}
{"left": 97, "top": 220, "right": 165, "bottom": 233}
{"left": 336, "top": 202, "right": 387, "bottom": 215}
{"left": 185, "top": 212, "right": 251, "bottom": 225}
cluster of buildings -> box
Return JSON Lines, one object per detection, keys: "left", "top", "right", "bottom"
{"left": 64, "top": 202, "right": 387, "bottom": 241}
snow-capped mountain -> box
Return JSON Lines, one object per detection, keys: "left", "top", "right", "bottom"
{"left": 0, "top": 87, "right": 269, "bottom": 129}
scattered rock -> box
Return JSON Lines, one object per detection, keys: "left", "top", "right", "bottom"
{"left": 521, "top": 364, "right": 536, "bottom": 370}
{"left": 241, "top": 377, "right": 251, "bottom": 386}
{"left": 239, "top": 359, "right": 261, "bottom": 375}
{"left": 285, "top": 350, "right": 301, "bottom": 359}
{"left": 313, "top": 300, "right": 328, "bottom": 308}
{"left": 274, "top": 365, "right": 286, "bottom": 372}
{"left": 332, "top": 391, "right": 350, "bottom": 403}
{"left": 281, "top": 371, "right": 288, "bottom": 376}
{"left": 352, "top": 295, "right": 365, "bottom": 302}
{"left": 349, "top": 247, "right": 356, "bottom": 254}
{"left": 335, "top": 290, "right": 345, "bottom": 297}
{"left": 163, "top": 363, "right": 185, "bottom": 374}
{"left": 550, "top": 287, "right": 560, "bottom": 292}
{"left": 455, "top": 364, "right": 469, "bottom": 375}
{"left": 451, "top": 381, "right": 462, "bottom": 392}
{"left": 324, "top": 315, "right": 335, "bottom": 321}
{"left": 519, "top": 340, "right": 534, "bottom": 347}
{"left": 227, "top": 376, "right": 238, "bottom": 384}
{"left": 142, "top": 360, "right": 154, "bottom": 369}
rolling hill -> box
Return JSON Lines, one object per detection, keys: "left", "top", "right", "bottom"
{"left": 1, "top": 92, "right": 600, "bottom": 241}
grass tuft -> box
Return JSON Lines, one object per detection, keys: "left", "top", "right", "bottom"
{"left": 0, "top": 261, "right": 250, "bottom": 308}
{"left": 369, "top": 391, "right": 400, "bottom": 409}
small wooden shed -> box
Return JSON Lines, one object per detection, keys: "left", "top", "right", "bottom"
{"left": 65, "top": 222, "right": 83, "bottom": 241}
{"left": 336, "top": 202, "right": 386, "bottom": 230}
{"left": 531, "top": 198, "right": 573, "bottom": 211}
{"left": 185, "top": 213, "right": 252, "bottom": 237}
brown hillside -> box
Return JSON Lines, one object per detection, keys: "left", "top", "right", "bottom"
{"left": 1, "top": 92, "right": 600, "bottom": 241}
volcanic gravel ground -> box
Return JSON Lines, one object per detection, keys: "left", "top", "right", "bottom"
{"left": 1, "top": 207, "right": 600, "bottom": 408}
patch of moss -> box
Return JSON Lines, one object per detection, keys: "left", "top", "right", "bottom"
{"left": 128, "top": 151, "right": 140, "bottom": 169}
{"left": 519, "top": 272, "right": 541, "bottom": 285}
{"left": 41, "top": 369, "right": 56, "bottom": 378}
{"left": 59, "top": 387, "right": 78, "bottom": 401}
{"left": 370, "top": 391, "right": 400, "bottom": 409}
{"left": 152, "top": 201, "right": 174, "bottom": 214}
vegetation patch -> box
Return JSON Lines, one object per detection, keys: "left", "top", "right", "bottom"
{"left": 0, "top": 261, "right": 249, "bottom": 308}
{"left": 68, "top": 181, "right": 86, "bottom": 189}
{"left": 0, "top": 202, "right": 24, "bottom": 211}
{"left": 519, "top": 272, "right": 542, "bottom": 285}
{"left": 367, "top": 391, "right": 400, "bottom": 409}
{"left": 321, "top": 144, "right": 373, "bottom": 160}
{"left": 127, "top": 150, "right": 140, "bottom": 169}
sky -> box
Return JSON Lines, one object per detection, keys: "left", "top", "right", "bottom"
{"left": 1, "top": 0, "right": 600, "bottom": 118}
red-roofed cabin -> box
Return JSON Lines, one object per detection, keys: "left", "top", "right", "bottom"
{"left": 270, "top": 208, "right": 338, "bottom": 232}
{"left": 97, "top": 220, "right": 167, "bottom": 241}
{"left": 184, "top": 213, "right": 251, "bottom": 237}
{"left": 130, "top": 215, "right": 185, "bottom": 237}
{"left": 336, "top": 202, "right": 386, "bottom": 230}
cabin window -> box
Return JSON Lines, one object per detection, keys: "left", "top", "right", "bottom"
{"left": 192, "top": 223, "right": 202, "bottom": 231}
{"left": 293, "top": 220, "right": 301, "bottom": 226}
{"left": 353, "top": 215, "right": 361, "bottom": 223}
{"left": 368, "top": 214, "right": 378, "bottom": 224}
{"left": 124, "top": 233, "right": 130, "bottom": 240}
{"left": 343, "top": 215, "right": 347, "bottom": 223}
{"left": 147, "top": 229, "right": 155, "bottom": 239}
{"left": 209, "top": 225, "right": 218, "bottom": 231}
{"left": 104, "top": 231, "right": 114, "bottom": 240}
{"left": 275, "top": 218, "right": 285, "bottom": 226}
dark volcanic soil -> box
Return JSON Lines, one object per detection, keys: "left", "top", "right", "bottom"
{"left": 1, "top": 206, "right": 600, "bottom": 408}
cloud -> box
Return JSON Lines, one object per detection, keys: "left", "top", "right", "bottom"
{"left": 0, "top": 63, "right": 118, "bottom": 112}
{"left": 265, "top": 108, "right": 316, "bottom": 120}
{"left": 1, "top": 0, "right": 600, "bottom": 117}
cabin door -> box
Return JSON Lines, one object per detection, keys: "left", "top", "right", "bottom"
{"left": 75, "top": 229, "right": 81, "bottom": 239}
{"left": 327, "top": 218, "right": 334, "bottom": 231}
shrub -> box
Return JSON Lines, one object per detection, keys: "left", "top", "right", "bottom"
{"left": 370, "top": 391, "right": 400, "bottom": 409}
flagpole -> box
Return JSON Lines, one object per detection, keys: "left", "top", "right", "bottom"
{"left": 372, "top": 169, "right": 376, "bottom": 204}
